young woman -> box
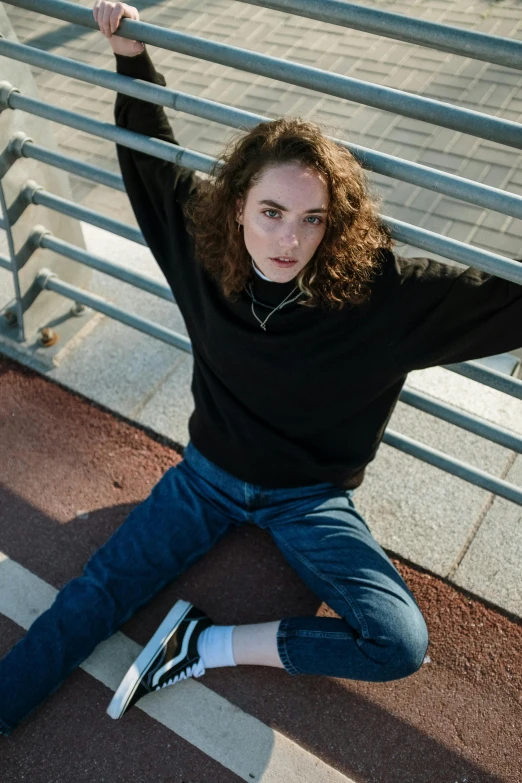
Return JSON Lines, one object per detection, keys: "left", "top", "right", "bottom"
{"left": 1, "top": 1, "right": 521, "bottom": 735}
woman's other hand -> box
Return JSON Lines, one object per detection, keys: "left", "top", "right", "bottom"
{"left": 92, "top": 1, "right": 145, "bottom": 57}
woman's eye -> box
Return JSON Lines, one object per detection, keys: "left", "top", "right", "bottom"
{"left": 263, "top": 210, "right": 322, "bottom": 225}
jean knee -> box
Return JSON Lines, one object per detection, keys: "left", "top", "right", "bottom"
{"left": 388, "top": 606, "right": 429, "bottom": 679}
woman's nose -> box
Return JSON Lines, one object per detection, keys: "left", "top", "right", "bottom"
{"left": 278, "top": 226, "right": 300, "bottom": 247}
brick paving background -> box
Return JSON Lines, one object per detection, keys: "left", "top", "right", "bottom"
{"left": 3, "top": 0, "right": 522, "bottom": 259}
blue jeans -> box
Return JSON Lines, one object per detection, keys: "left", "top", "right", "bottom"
{"left": 0, "top": 441, "right": 428, "bottom": 736}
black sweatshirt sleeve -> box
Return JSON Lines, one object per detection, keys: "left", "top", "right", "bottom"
{"left": 113, "top": 47, "right": 201, "bottom": 280}
{"left": 390, "top": 252, "right": 522, "bottom": 372}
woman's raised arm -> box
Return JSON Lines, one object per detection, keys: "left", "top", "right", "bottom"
{"left": 93, "top": 1, "right": 201, "bottom": 280}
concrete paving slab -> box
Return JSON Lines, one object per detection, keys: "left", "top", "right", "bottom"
{"left": 135, "top": 351, "right": 194, "bottom": 446}
{"left": 50, "top": 315, "right": 184, "bottom": 418}
{"left": 47, "top": 221, "right": 191, "bottom": 419}
{"left": 355, "top": 390, "right": 516, "bottom": 579}
{"left": 453, "top": 452, "right": 522, "bottom": 617}
{"left": 405, "top": 364, "right": 522, "bottom": 438}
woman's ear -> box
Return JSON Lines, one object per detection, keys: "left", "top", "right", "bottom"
{"left": 235, "top": 197, "right": 243, "bottom": 224}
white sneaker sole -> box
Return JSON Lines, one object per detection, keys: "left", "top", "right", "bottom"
{"left": 106, "top": 599, "right": 193, "bottom": 720}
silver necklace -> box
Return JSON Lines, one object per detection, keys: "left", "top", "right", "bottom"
{"left": 245, "top": 281, "right": 303, "bottom": 330}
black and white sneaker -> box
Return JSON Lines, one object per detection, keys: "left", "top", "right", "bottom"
{"left": 107, "top": 599, "right": 212, "bottom": 719}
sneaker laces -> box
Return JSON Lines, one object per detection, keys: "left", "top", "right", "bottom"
{"left": 158, "top": 658, "right": 206, "bottom": 689}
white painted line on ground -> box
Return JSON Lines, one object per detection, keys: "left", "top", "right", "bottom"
{"left": 0, "top": 552, "right": 354, "bottom": 783}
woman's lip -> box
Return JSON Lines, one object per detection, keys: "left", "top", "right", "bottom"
{"left": 270, "top": 257, "right": 298, "bottom": 263}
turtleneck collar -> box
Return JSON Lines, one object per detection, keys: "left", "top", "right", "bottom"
{"left": 251, "top": 258, "right": 274, "bottom": 282}
{"left": 250, "top": 257, "right": 301, "bottom": 308}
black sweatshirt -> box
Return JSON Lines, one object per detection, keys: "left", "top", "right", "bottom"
{"left": 114, "top": 47, "right": 522, "bottom": 490}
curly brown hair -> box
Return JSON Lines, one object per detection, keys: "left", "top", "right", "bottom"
{"left": 184, "top": 117, "right": 394, "bottom": 310}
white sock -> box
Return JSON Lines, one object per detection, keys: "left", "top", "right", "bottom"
{"left": 197, "top": 625, "right": 237, "bottom": 669}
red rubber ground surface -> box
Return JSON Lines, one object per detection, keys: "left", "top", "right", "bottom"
{"left": 0, "top": 355, "right": 520, "bottom": 782}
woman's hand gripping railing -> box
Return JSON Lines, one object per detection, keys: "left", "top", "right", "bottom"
{"left": 92, "top": 1, "right": 145, "bottom": 58}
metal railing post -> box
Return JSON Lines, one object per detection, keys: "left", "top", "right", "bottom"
{"left": 0, "top": 177, "right": 24, "bottom": 340}
{"left": 0, "top": 10, "right": 94, "bottom": 366}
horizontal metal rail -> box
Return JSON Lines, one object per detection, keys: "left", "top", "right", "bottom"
{"left": 1, "top": 86, "right": 216, "bottom": 174}
{"left": 384, "top": 218, "right": 522, "bottom": 285}
{"left": 400, "top": 387, "right": 522, "bottom": 453}
{"left": 39, "top": 232, "right": 174, "bottom": 303}
{"left": 1, "top": 88, "right": 520, "bottom": 286}
{"left": 241, "top": 0, "right": 522, "bottom": 71}
{"left": 37, "top": 268, "right": 190, "bottom": 352}
{"left": 3, "top": 0, "right": 522, "bottom": 148}
{"left": 8, "top": 0, "right": 522, "bottom": 71}
{"left": 2, "top": 37, "right": 521, "bottom": 220}
{"left": 382, "top": 429, "right": 522, "bottom": 506}
{"left": 31, "top": 187, "right": 144, "bottom": 247}
{"left": 18, "top": 140, "right": 125, "bottom": 193}
{"left": 443, "top": 360, "right": 522, "bottom": 400}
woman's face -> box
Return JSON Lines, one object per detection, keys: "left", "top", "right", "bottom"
{"left": 236, "top": 162, "right": 329, "bottom": 283}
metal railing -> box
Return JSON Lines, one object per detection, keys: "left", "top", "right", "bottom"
{"left": 0, "top": 0, "right": 521, "bottom": 506}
